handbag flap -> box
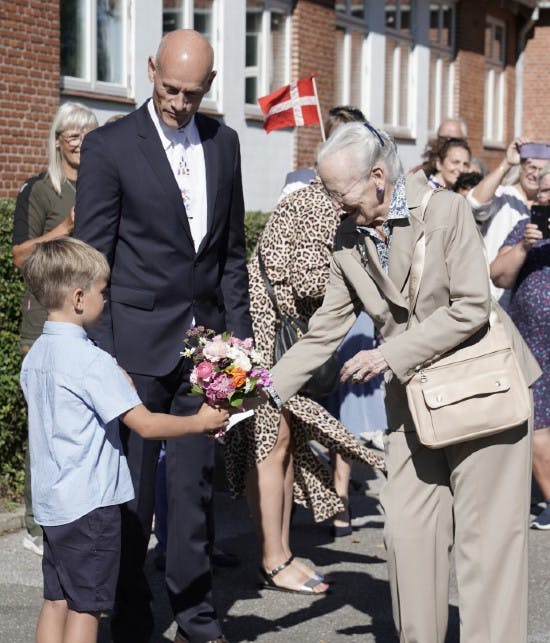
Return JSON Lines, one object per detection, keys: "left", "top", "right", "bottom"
{"left": 422, "top": 370, "right": 511, "bottom": 409}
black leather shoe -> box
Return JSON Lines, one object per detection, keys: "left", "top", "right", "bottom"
{"left": 211, "top": 548, "right": 240, "bottom": 568}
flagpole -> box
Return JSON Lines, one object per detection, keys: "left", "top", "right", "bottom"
{"left": 311, "top": 75, "right": 325, "bottom": 141}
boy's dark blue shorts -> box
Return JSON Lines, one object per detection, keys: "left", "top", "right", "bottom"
{"left": 42, "top": 505, "right": 121, "bottom": 613}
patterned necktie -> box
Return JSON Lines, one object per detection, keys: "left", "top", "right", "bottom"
{"left": 176, "top": 135, "right": 193, "bottom": 219}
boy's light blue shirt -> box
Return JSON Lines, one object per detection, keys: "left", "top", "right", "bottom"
{"left": 20, "top": 321, "right": 141, "bottom": 526}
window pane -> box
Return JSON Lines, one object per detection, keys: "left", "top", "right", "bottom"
{"left": 441, "top": 5, "right": 453, "bottom": 48}
{"left": 385, "top": 1, "right": 397, "bottom": 30}
{"left": 163, "top": 0, "right": 184, "bottom": 33}
{"left": 194, "top": 0, "right": 213, "bottom": 44}
{"left": 350, "top": 30, "right": 363, "bottom": 108}
{"left": 494, "top": 24, "right": 504, "bottom": 64}
{"left": 335, "top": 1, "right": 347, "bottom": 13}
{"left": 400, "top": 2, "right": 412, "bottom": 37}
{"left": 351, "top": 1, "right": 365, "bottom": 20}
{"left": 384, "top": 38, "right": 396, "bottom": 123}
{"left": 429, "top": 7, "right": 440, "bottom": 46}
{"left": 245, "top": 76, "right": 258, "bottom": 105}
{"left": 270, "top": 9, "right": 287, "bottom": 92}
{"left": 97, "top": 0, "right": 124, "bottom": 84}
{"left": 61, "top": 0, "right": 87, "bottom": 78}
{"left": 398, "top": 43, "right": 409, "bottom": 127}
{"left": 335, "top": 26, "right": 346, "bottom": 103}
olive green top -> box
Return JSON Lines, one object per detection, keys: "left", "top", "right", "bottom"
{"left": 19, "top": 176, "right": 76, "bottom": 346}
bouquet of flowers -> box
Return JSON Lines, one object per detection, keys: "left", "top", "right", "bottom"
{"left": 181, "top": 326, "right": 272, "bottom": 409}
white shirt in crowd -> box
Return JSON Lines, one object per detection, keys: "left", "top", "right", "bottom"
{"left": 466, "top": 184, "right": 530, "bottom": 306}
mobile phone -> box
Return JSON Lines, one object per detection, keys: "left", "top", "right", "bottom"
{"left": 531, "top": 205, "right": 550, "bottom": 239}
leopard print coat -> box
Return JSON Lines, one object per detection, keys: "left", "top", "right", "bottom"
{"left": 224, "top": 179, "right": 385, "bottom": 522}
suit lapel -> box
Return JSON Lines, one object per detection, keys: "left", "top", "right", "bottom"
{"left": 354, "top": 235, "right": 408, "bottom": 309}
{"left": 136, "top": 103, "right": 194, "bottom": 246}
{"left": 196, "top": 115, "right": 218, "bottom": 256}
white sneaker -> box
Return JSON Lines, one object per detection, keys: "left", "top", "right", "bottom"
{"left": 22, "top": 531, "right": 43, "bottom": 556}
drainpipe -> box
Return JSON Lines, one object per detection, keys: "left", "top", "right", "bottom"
{"left": 515, "top": 5, "right": 539, "bottom": 136}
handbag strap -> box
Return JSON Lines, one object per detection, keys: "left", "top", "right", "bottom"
{"left": 257, "top": 250, "right": 284, "bottom": 319}
{"left": 407, "top": 188, "right": 435, "bottom": 329}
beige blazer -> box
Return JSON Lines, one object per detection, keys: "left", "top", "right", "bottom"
{"left": 270, "top": 171, "right": 540, "bottom": 431}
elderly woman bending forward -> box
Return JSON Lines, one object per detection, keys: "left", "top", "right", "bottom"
{"left": 266, "top": 122, "right": 540, "bottom": 643}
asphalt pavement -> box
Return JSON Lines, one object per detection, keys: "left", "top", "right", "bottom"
{"left": 1, "top": 458, "right": 549, "bottom": 643}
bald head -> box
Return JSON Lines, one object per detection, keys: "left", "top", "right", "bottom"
{"left": 437, "top": 118, "right": 468, "bottom": 140}
{"left": 148, "top": 29, "right": 216, "bottom": 129}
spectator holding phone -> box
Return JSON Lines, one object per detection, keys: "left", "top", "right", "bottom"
{"left": 491, "top": 162, "right": 550, "bottom": 529}
{"left": 467, "top": 137, "right": 549, "bottom": 304}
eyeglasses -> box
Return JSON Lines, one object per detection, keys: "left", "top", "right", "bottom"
{"left": 59, "top": 132, "right": 85, "bottom": 145}
{"left": 437, "top": 136, "right": 467, "bottom": 144}
{"left": 323, "top": 174, "right": 367, "bottom": 204}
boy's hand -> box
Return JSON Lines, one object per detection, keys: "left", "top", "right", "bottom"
{"left": 197, "top": 402, "right": 230, "bottom": 432}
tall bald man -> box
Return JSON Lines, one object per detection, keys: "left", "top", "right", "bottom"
{"left": 74, "top": 30, "right": 251, "bottom": 643}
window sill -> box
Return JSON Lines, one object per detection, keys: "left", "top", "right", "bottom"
{"left": 482, "top": 140, "right": 506, "bottom": 151}
{"left": 61, "top": 88, "right": 136, "bottom": 105}
{"left": 385, "top": 126, "right": 415, "bottom": 142}
{"left": 245, "top": 108, "right": 265, "bottom": 124}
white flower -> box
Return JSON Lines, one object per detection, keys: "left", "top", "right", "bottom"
{"left": 203, "top": 340, "right": 228, "bottom": 361}
{"left": 250, "top": 349, "right": 263, "bottom": 364}
{"left": 233, "top": 353, "right": 252, "bottom": 372}
{"left": 244, "top": 379, "right": 253, "bottom": 393}
{"left": 181, "top": 347, "right": 196, "bottom": 358}
{"left": 199, "top": 337, "right": 207, "bottom": 346}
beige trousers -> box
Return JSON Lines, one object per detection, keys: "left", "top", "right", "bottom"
{"left": 380, "top": 419, "right": 531, "bottom": 643}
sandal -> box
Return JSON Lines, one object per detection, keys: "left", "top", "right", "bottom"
{"left": 258, "top": 556, "right": 330, "bottom": 595}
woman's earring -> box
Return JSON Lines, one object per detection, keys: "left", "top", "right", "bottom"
{"left": 376, "top": 187, "right": 383, "bottom": 196}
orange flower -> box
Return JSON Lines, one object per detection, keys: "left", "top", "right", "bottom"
{"left": 230, "top": 367, "right": 247, "bottom": 388}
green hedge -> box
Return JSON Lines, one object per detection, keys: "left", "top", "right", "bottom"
{"left": 244, "top": 210, "right": 270, "bottom": 259}
{"left": 0, "top": 198, "right": 26, "bottom": 505}
{"left": 0, "top": 200, "right": 270, "bottom": 504}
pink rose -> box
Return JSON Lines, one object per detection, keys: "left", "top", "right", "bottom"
{"left": 196, "top": 361, "right": 214, "bottom": 381}
{"left": 203, "top": 340, "right": 227, "bottom": 361}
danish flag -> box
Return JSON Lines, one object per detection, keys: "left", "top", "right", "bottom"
{"left": 258, "top": 76, "right": 321, "bottom": 133}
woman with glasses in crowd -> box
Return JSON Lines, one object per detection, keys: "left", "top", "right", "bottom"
{"left": 490, "top": 163, "right": 550, "bottom": 530}
{"left": 467, "top": 136, "right": 548, "bottom": 305}
{"left": 12, "top": 102, "right": 98, "bottom": 557}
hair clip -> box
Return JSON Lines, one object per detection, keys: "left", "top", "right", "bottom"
{"left": 364, "top": 122, "right": 385, "bottom": 147}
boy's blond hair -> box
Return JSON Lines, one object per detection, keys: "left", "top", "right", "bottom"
{"left": 22, "top": 237, "right": 110, "bottom": 311}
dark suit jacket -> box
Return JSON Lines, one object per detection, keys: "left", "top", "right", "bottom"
{"left": 74, "top": 101, "right": 252, "bottom": 376}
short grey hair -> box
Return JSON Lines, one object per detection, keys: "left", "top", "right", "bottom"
{"left": 317, "top": 122, "right": 403, "bottom": 183}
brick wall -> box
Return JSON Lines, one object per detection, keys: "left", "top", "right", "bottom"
{"left": 522, "top": 10, "right": 550, "bottom": 141}
{"left": 0, "top": 1, "right": 60, "bottom": 197}
{"left": 454, "top": 0, "right": 518, "bottom": 171}
{"left": 290, "top": 0, "right": 336, "bottom": 170}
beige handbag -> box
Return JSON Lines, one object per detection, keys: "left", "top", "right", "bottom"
{"left": 404, "top": 191, "right": 531, "bottom": 448}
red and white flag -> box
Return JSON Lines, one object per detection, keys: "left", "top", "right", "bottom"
{"left": 258, "top": 76, "right": 321, "bottom": 134}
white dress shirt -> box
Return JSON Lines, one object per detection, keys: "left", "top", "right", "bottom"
{"left": 148, "top": 99, "right": 207, "bottom": 251}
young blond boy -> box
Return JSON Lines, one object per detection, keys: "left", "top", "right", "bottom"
{"left": 20, "top": 237, "right": 228, "bottom": 643}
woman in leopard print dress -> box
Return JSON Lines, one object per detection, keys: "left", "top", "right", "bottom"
{"left": 224, "top": 177, "right": 385, "bottom": 593}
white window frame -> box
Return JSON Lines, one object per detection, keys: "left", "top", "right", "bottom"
{"left": 161, "top": 0, "right": 221, "bottom": 111}
{"left": 483, "top": 16, "right": 506, "bottom": 146}
{"left": 335, "top": 2, "right": 369, "bottom": 112}
{"left": 244, "top": 0, "right": 291, "bottom": 116}
{"left": 427, "top": 1, "right": 456, "bottom": 135}
{"left": 384, "top": 0, "right": 416, "bottom": 137}
{"left": 61, "top": 0, "right": 133, "bottom": 98}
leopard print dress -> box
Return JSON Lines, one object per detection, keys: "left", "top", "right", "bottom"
{"left": 224, "top": 179, "right": 385, "bottom": 523}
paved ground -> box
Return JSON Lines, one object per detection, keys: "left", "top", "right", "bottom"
{"left": 1, "top": 459, "right": 549, "bottom": 643}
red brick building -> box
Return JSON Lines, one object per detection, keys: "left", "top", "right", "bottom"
{"left": 1, "top": 1, "right": 549, "bottom": 211}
